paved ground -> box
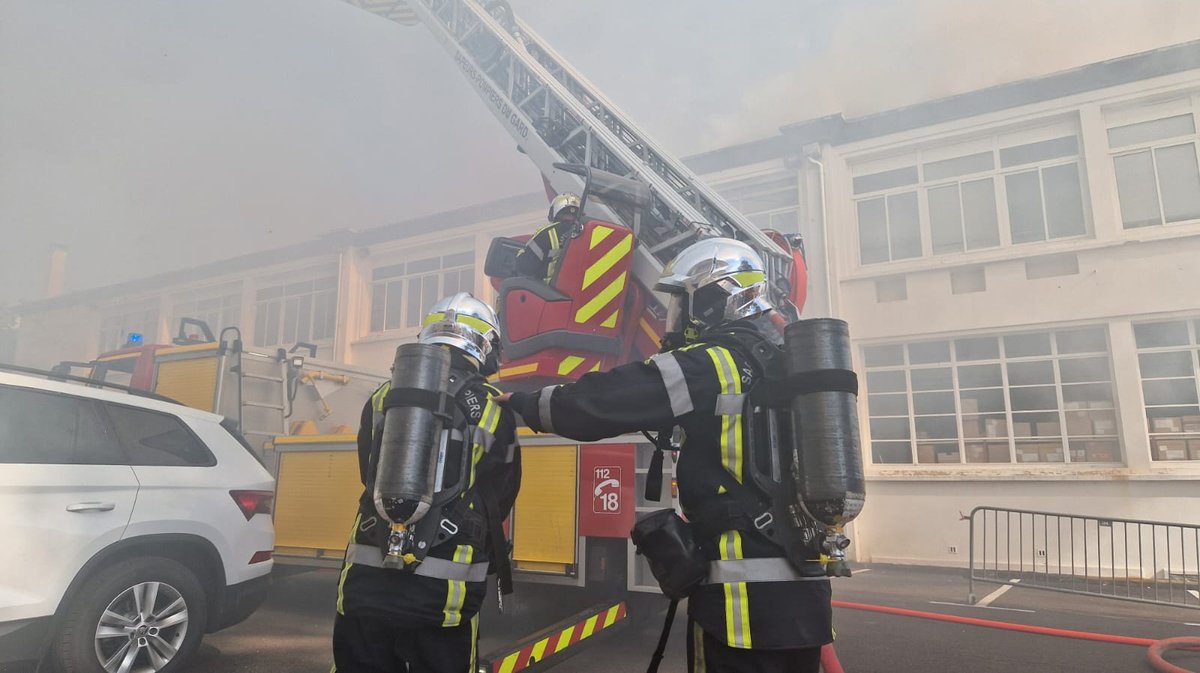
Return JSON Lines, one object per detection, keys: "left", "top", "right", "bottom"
{"left": 189, "top": 563, "right": 1200, "bottom": 673}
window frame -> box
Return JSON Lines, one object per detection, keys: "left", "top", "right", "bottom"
{"left": 850, "top": 126, "right": 1090, "bottom": 268}
{"left": 252, "top": 276, "right": 338, "bottom": 349}
{"left": 0, "top": 385, "right": 130, "bottom": 465}
{"left": 369, "top": 250, "right": 477, "bottom": 335}
{"left": 1132, "top": 318, "right": 1200, "bottom": 462}
{"left": 1107, "top": 110, "right": 1200, "bottom": 230}
{"left": 863, "top": 327, "right": 1121, "bottom": 467}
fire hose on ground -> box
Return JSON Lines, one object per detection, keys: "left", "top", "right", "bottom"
{"left": 825, "top": 600, "right": 1200, "bottom": 673}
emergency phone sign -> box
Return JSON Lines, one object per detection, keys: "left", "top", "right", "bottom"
{"left": 578, "top": 444, "right": 635, "bottom": 538}
{"left": 592, "top": 466, "right": 622, "bottom": 514}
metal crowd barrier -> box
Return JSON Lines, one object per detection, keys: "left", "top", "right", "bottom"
{"left": 968, "top": 506, "right": 1200, "bottom": 610}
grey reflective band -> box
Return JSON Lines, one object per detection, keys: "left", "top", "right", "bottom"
{"left": 414, "top": 557, "right": 490, "bottom": 582}
{"left": 650, "top": 353, "right": 694, "bottom": 416}
{"left": 504, "top": 440, "right": 518, "bottom": 463}
{"left": 346, "top": 543, "right": 384, "bottom": 567}
{"left": 538, "top": 385, "right": 557, "bottom": 433}
{"left": 346, "top": 544, "right": 490, "bottom": 581}
{"left": 473, "top": 426, "right": 495, "bottom": 450}
{"left": 527, "top": 240, "right": 546, "bottom": 260}
{"left": 705, "top": 557, "right": 831, "bottom": 585}
{"left": 714, "top": 393, "right": 746, "bottom": 416}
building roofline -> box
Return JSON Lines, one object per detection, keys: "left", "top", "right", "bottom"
{"left": 17, "top": 191, "right": 547, "bottom": 313}
{"left": 783, "top": 39, "right": 1200, "bottom": 146}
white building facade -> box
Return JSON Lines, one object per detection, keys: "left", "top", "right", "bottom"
{"left": 13, "top": 42, "right": 1200, "bottom": 567}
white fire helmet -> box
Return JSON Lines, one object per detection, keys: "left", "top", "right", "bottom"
{"left": 418, "top": 292, "right": 501, "bottom": 369}
{"left": 655, "top": 238, "right": 773, "bottom": 333}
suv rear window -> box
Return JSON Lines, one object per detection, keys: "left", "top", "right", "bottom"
{"left": 104, "top": 403, "right": 215, "bottom": 467}
{"left": 0, "top": 385, "right": 126, "bottom": 464}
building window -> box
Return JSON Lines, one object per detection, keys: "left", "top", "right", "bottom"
{"left": 370, "top": 251, "right": 475, "bottom": 333}
{"left": 253, "top": 277, "right": 337, "bottom": 348}
{"left": 1109, "top": 113, "right": 1200, "bottom": 229}
{"left": 852, "top": 132, "right": 1087, "bottom": 265}
{"left": 99, "top": 305, "right": 159, "bottom": 352}
{"left": 171, "top": 292, "right": 240, "bottom": 336}
{"left": 1134, "top": 319, "right": 1200, "bottom": 461}
{"left": 864, "top": 326, "right": 1118, "bottom": 465}
{"left": 717, "top": 174, "right": 801, "bottom": 233}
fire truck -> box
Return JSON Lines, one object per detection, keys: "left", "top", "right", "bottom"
{"left": 63, "top": 0, "right": 818, "bottom": 597}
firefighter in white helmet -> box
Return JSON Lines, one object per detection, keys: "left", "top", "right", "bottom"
{"left": 333, "top": 292, "right": 521, "bottom": 673}
{"left": 514, "top": 192, "right": 582, "bottom": 283}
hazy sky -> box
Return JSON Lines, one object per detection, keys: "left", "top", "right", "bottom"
{"left": 2, "top": 0, "right": 1198, "bottom": 305}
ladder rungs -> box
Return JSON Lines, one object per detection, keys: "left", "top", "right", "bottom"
{"left": 244, "top": 401, "right": 285, "bottom": 411}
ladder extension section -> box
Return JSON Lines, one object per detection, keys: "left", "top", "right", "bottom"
{"left": 342, "top": 0, "right": 795, "bottom": 312}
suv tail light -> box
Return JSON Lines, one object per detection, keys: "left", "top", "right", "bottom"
{"left": 230, "top": 490, "right": 274, "bottom": 520}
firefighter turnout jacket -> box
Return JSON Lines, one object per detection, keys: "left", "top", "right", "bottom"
{"left": 509, "top": 320, "right": 832, "bottom": 650}
{"left": 338, "top": 353, "right": 521, "bottom": 628}
{"left": 514, "top": 219, "right": 577, "bottom": 283}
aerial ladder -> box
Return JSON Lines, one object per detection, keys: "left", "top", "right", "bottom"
{"left": 341, "top": 0, "right": 808, "bottom": 386}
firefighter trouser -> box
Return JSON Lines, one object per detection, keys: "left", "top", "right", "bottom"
{"left": 332, "top": 612, "right": 478, "bottom": 673}
{"left": 687, "top": 620, "right": 821, "bottom": 673}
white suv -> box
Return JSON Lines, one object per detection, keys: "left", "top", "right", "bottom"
{"left": 0, "top": 368, "right": 275, "bottom": 673}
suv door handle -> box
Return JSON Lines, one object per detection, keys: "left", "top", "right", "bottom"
{"left": 66, "top": 502, "right": 117, "bottom": 513}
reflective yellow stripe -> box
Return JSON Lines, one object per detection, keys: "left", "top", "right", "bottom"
{"left": 712, "top": 345, "right": 751, "bottom": 648}
{"left": 443, "top": 579, "right": 467, "bottom": 626}
{"left": 600, "top": 310, "right": 619, "bottom": 329}
{"left": 470, "top": 399, "right": 502, "bottom": 487}
{"left": 470, "top": 615, "right": 479, "bottom": 672}
{"left": 421, "top": 312, "right": 446, "bottom": 327}
{"left": 693, "top": 621, "right": 707, "bottom": 673}
{"left": 558, "top": 355, "right": 586, "bottom": 376}
{"left": 580, "top": 614, "right": 600, "bottom": 638}
{"left": 371, "top": 383, "right": 390, "bottom": 413}
{"left": 639, "top": 317, "right": 659, "bottom": 345}
{"left": 582, "top": 233, "right": 632, "bottom": 290}
{"left": 457, "top": 314, "right": 493, "bottom": 334}
{"left": 575, "top": 271, "right": 626, "bottom": 323}
{"left": 336, "top": 514, "right": 362, "bottom": 615}
{"left": 589, "top": 225, "right": 614, "bottom": 249}
{"left": 554, "top": 625, "right": 575, "bottom": 653}
{"left": 730, "top": 270, "right": 765, "bottom": 288}
{"left": 499, "top": 652, "right": 520, "bottom": 673}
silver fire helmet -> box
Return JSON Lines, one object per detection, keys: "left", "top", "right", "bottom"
{"left": 548, "top": 193, "right": 581, "bottom": 223}
{"left": 656, "top": 238, "right": 773, "bottom": 332}
{"left": 417, "top": 292, "right": 500, "bottom": 365}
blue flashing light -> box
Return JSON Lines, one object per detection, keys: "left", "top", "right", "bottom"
{"left": 126, "top": 332, "right": 144, "bottom": 345}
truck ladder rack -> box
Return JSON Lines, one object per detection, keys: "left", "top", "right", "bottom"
{"left": 342, "top": 0, "right": 796, "bottom": 314}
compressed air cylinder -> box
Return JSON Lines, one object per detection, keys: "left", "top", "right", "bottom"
{"left": 373, "top": 343, "right": 452, "bottom": 526}
{"left": 783, "top": 318, "right": 865, "bottom": 527}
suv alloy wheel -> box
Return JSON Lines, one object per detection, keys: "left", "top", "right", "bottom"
{"left": 53, "top": 557, "right": 207, "bottom": 673}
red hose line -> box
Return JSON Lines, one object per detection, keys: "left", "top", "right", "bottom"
{"left": 819, "top": 643, "right": 844, "bottom": 673}
{"left": 831, "top": 600, "right": 1157, "bottom": 647}
{"left": 1147, "top": 638, "right": 1200, "bottom": 673}
{"left": 832, "top": 600, "right": 1200, "bottom": 673}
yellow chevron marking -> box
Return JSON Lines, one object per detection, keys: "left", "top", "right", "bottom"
{"left": 498, "top": 652, "right": 520, "bottom": 673}
{"left": 497, "top": 363, "right": 539, "bottom": 379}
{"left": 600, "top": 310, "right": 619, "bottom": 329}
{"left": 554, "top": 626, "right": 575, "bottom": 653}
{"left": 557, "top": 355, "right": 585, "bottom": 376}
{"left": 575, "top": 272, "right": 626, "bottom": 323}
{"left": 589, "top": 362, "right": 601, "bottom": 372}
{"left": 582, "top": 233, "right": 632, "bottom": 290}
{"left": 603, "top": 605, "right": 620, "bottom": 628}
{"left": 589, "top": 226, "right": 614, "bottom": 249}
{"left": 580, "top": 614, "right": 600, "bottom": 639}
{"left": 531, "top": 637, "right": 550, "bottom": 662}
{"left": 638, "top": 317, "right": 659, "bottom": 345}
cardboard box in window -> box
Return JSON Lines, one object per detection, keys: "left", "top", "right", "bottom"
{"left": 1011, "top": 421, "right": 1033, "bottom": 437}
{"left": 1182, "top": 416, "right": 1200, "bottom": 433}
{"left": 917, "top": 444, "right": 936, "bottom": 464}
{"left": 1153, "top": 438, "right": 1188, "bottom": 461}
{"left": 1041, "top": 446, "right": 1065, "bottom": 462}
{"left": 984, "top": 418, "right": 1007, "bottom": 437}
{"left": 936, "top": 449, "right": 961, "bottom": 463}
{"left": 962, "top": 419, "right": 983, "bottom": 439}
{"left": 1092, "top": 416, "right": 1116, "bottom": 436}
{"left": 1066, "top": 413, "right": 1094, "bottom": 435}
{"left": 1036, "top": 421, "right": 1061, "bottom": 437}
{"left": 1151, "top": 416, "right": 1183, "bottom": 433}
{"left": 1016, "top": 447, "right": 1042, "bottom": 462}
{"left": 960, "top": 398, "right": 980, "bottom": 415}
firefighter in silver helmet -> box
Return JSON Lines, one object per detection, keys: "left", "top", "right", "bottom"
{"left": 514, "top": 192, "right": 582, "bottom": 283}
{"left": 498, "top": 238, "right": 831, "bottom": 673}
{"left": 333, "top": 292, "right": 521, "bottom": 673}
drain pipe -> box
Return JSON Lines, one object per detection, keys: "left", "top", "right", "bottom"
{"left": 804, "top": 149, "right": 835, "bottom": 318}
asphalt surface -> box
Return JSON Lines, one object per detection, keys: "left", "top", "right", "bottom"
{"left": 189, "top": 563, "right": 1200, "bottom": 673}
